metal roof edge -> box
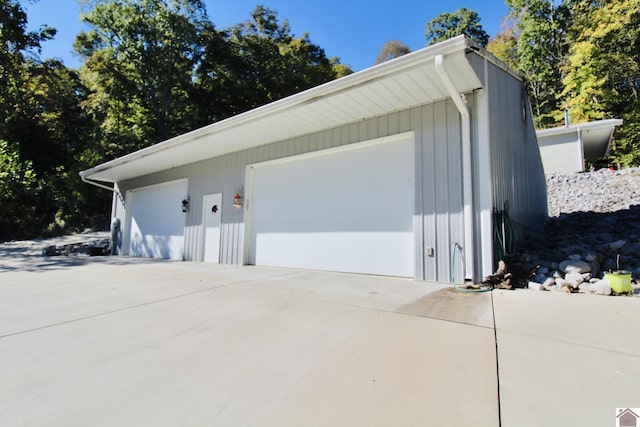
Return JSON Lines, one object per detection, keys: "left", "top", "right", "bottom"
{"left": 536, "top": 118, "right": 623, "bottom": 137}
{"left": 80, "top": 36, "right": 476, "bottom": 180}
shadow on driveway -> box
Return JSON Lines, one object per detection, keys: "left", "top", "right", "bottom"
{"left": 0, "top": 232, "right": 168, "bottom": 273}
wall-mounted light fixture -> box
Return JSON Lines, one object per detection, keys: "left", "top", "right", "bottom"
{"left": 181, "top": 198, "right": 190, "bottom": 213}
{"left": 233, "top": 192, "right": 242, "bottom": 209}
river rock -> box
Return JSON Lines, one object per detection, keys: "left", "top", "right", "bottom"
{"left": 564, "top": 272, "right": 584, "bottom": 288}
{"left": 528, "top": 281, "right": 545, "bottom": 291}
{"left": 589, "top": 280, "right": 612, "bottom": 296}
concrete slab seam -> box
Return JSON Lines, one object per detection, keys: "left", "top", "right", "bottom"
{"left": 0, "top": 270, "right": 301, "bottom": 340}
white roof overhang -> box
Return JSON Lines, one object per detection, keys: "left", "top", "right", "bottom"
{"left": 536, "top": 119, "right": 623, "bottom": 158}
{"left": 80, "top": 36, "right": 484, "bottom": 184}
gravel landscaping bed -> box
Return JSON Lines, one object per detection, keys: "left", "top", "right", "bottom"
{"left": 511, "top": 167, "right": 640, "bottom": 296}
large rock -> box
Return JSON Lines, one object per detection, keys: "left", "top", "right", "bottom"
{"left": 559, "top": 260, "right": 592, "bottom": 274}
{"left": 589, "top": 280, "right": 612, "bottom": 296}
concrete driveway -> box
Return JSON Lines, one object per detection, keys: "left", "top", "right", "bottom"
{"left": 0, "top": 255, "right": 498, "bottom": 426}
{"left": 1, "top": 247, "right": 639, "bottom": 426}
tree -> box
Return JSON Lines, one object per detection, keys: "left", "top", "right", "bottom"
{"left": 331, "top": 58, "right": 353, "bottom": 78}
{"left": 196, "top": 6, "right": 346, "bottom": 119}
{"left": 0, "top": 0, "right": 76, "bottom": 239}
{"left": 486, "top": 20, "right": 519, "bottom": 70}
{"left": 425, "top": 8, "right": 489, "bottom": 47}
{"left": 0, "top": 140, "right": 40, "bottom": 241}
{"left": 504, "top": 0, "right": 571, "bottom": 128}
{"left": 0, "top": 0, "right": 55, "bottom": 139}
{"left": 561, "top": 0, "right": 640, "bottom": 165}
{"left": 75, "top": 0, "right": 213, "bottom": 158}
{"left": 375, "top": 40, "right": 410, "bottom": 64}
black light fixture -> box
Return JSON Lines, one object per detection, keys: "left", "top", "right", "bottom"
{"left": 181, "top": 198, "right": 190, "bottom": 213}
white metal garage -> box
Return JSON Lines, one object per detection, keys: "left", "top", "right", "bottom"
{"left": 126, "top": 179, "right": 188, "bottom": 260}
{"left": 80, "top": 36, "right": 550, "bottom": 283}
{"left": 246, "top": 133, "right": 415, "bottom": 277}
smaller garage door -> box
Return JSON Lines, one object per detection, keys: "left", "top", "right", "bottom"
{"left": 247, "top": 133, "right": 415, "bottom": 277}
{"left": 127, "top": 180, "right": 188, "bottom": 260}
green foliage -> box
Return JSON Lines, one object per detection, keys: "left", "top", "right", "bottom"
{"left": 375, "top": 40, "right": 410, "bottom": 64}
{"left": 0, "top": 0, "right": 55, "bottom": 137}
{"left": 196, "top": 6, "right": 343, "bottom": 120}
{"left": 0, "top": 140, "right": 40, "bottom": 240}
{"left": 563, "top": 0, "right": 640, "bottom": 166}
{"left": 486, "top": 21, "right": 519, "bottom": 70}
{"left": 425, "top": 8, "right": 489, "bottom": 47}
{"left": 76, "top": 0, "right": 213, "bottom": 157}
{"left": 499, "top": 0, "right": 640, "bottom": 165}
{"left": 331, "top": 60, "right": 353, "bottom": 78}
{"left": 504, "top": 0, "right": 571, "bottom": 128}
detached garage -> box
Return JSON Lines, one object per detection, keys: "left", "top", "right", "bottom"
{"left": 536, "top": 119, "right": 623, "bottom": 174}
{"left": 80, "top": 36, "right": 547, "bottom": 284}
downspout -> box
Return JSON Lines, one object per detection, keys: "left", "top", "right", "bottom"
{"left": 435, "top": 53, "right": 475, "bottom": 282}
{"left": 577, "top": 127, "right": 585, "bottom": 172}
{"left": 80, "top": 172, "right": 124, "bottom": 255}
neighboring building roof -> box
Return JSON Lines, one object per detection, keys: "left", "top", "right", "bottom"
{"left": 80, "top": 36, "right": 500, "bottom": 184}
{"left": 536, "top": 118, "right": 623, "bottom": 159}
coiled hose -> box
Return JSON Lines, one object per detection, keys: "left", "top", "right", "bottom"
{"left": 493, "top": 200, "right": 516, "bottom": 267}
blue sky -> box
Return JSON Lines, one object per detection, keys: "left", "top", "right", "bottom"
{"left": 24, "top": 0, "right": 510, "bottom": 71}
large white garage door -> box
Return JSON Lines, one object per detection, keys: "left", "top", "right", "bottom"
{"left": 248, "top": 133, "right": 415, "bottom": 277}
{"left": 127, "top": 180, "right": 187, "bottom": 260}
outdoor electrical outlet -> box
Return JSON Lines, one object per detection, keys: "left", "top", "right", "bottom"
{"left": 426, "top": 246, "right": 434, "bottom": 257}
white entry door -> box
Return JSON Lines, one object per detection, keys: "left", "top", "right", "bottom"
{"left": 202, "top": 193, "right": 222, "bottom": 262}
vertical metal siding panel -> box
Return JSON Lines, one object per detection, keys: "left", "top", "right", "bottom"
{"left": 410, "top": 106, "right": 425, "bottom": 280}
{"left": 228, "top": 150, "right": 242, "bottom": 264}
{"left": 446, "top": 100, "right": 465, "bottom": 283}
{"left": 367, "top": 119, "right": 377, "bottom": 140}
{"left": 399, "top": 110, "right": 411, "bottom": 133}
{"left": 319, "top": 128, "right": 329, "bottom": 150}
{"left": 349, "top": 121, "right": 359, "bottom": 143}
{"left": 325, "top": 128, "right": 334, "bottom": 149}
{"left": 377, "top": 113, "right": 388, "bottom": 137}
{"left": 358, "top": 120, "right": 369, "bottom": 142}
{"left": 388, "top": 113, "right": 399, "bottom": 135}
{"left": 433, "top": 101, "right": 450, "bottom": 282}
{"left": 334, "top": 127, "right": 344, "bottom": 149}
{"left": 421, "top": 103, "right": 437, "bottom": 281}
{"left": 340, "top": 124, "right": 350, "bottom": 146}
{"left": 486, "top": 61, "right": 547, "bottom": 233}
